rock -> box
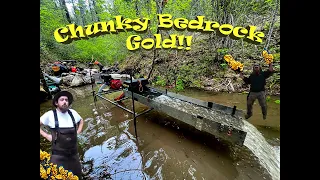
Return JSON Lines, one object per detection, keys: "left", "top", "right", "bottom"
{"left": 82, "top": 68, "right": 99, "bottom": 76}
{"left": 203, "top": 78, "right": 214, "bottom": 86}
{"left": 204, "top": 87, "right": 214, "bottom": 91}
{"left": 83, "top": 74, "right": 93, "bottom": 84}
{"left": 61, "top": 73, "right": 93, "bottom": 87}
{"left": 62, "top": 75, "right": 75, "bottom": 86}
{"left": 224, "top": 74, "right": 236, "bottom": 78}
{"left": 70, "top": 74, "right": 85, "bottom": 87}
{"left": 61, "top": 73, "right": 69, "bottom": 77}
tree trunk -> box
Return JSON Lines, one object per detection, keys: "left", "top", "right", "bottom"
{"left": 88, "top": 0, "right": 96, "bottom": 22}
{"left": 59, "top": 0, "right": 71, "bottom": 23}
{"left": 135, "top": 0, "right": 140, "bottom": 17}
{"left": 92, "top": 0, "right": 100, "bottom": 21}
{"left": 78, "top": 0, "right": 86, "bottom": 26}
{"left": 147, "top": 0, "right": 165, "bottom": 80}
{"left": 70, "top": 0, "right": 79, "bottom": 24}
{"left": 264, "top": 0, "right": 279, "bottom": 50}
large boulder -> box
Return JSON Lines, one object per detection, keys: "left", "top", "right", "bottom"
{"left": 61, "top": 73, "right": 94, "bottom": 87}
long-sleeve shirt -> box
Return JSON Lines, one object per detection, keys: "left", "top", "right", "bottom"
{"left": 243, "top": 70, "right": 273, "bottom": 92}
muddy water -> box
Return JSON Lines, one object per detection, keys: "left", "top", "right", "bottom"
{"left": 40, "top": 85, "right": 280, "bottom": 180}
{"left": 171, "top": 89, "right": 279, "bottom": 143}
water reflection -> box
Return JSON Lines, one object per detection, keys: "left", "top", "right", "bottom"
{"left": 83, "top": 131, "right": 147, "bottom": 179}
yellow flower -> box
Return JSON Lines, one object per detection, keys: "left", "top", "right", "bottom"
{"left": 70, "top": 176, "right": 79, "bottom": 180}
{"left": 40, "top": 150, "right": 79, "bottom": 179}
{"left": 51, "top": 165, "right": 58, "bottom": 176}
{"left": 231, "top": 63, "right": 237, "bottom": 70}
{"left": 40, "top": 165, "right": 48, "bottom": 179}
{"left": 58, "top": 166, "right": 68, "bottom": 177}
{"left": 262, "top": 51, "right": 273, "bottom": 64}
{"left": 47, "top": 155, "right": 51, "bottom": 162}
{"left": 238, "top": 63, "right": 244, "bottom": 71}
{"left": 59, "top": 166, "right": 64, "bottom": 174}
{"left": 224, "top": 55, "right": 234, "bottom": 62}
{"left": 64, "top": 169, "right": 69, "bottom": 176}
{"left": 67, "top": 172, "right": 74, "bottom": 178}
{"left": 47, "top": 167, "right": 51, "bottom": 175}
{"left": 228, "top": 61, "right": 243, "bottom": 71}
{"left": 40, "top": 150, "right": 51, "bottom": 162}
{"left": 224, "top": 54, "right": 244, "bottom": 72}
{"left": 40, "top": 172, "right": 48, "bottom": 179}
{"left": 55, "top": 174, "right": 63, "bottom": 179}
{"left": 40, "top": 150, "right": 47, "bottom": 161}
{"left": 262, "top": 50, "right": 268, "bottom": 58}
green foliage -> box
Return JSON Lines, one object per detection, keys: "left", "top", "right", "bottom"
{"left": 191, "top": 80, "right": 202, "bottom": 89}
{"left": 266, "top": 96, "right": 271, "bottom": 102}
{"left": 155, "top": 76, "right": 166, "bottom": 86}
{"left": 175, "top": 78, "right": 184, "bottom": 91}
{"left": 267, "top": 73, "right": 280, "bottom": 90}
{"left": 217, "top": 48, "right": 229, "bottom": 55}
{"left": 40, "top": 0, "right": 136, "bottom": 63}
{"left": 40, "top": 0, "right": 279, "bottom": 62}
{"left": 134, "top": 73, "right": 141, "bottom": 79}
{"left": 273, "top": 53, "right": 280, "bottom": 62}
{"left": 220, "top": 63, "right": 228, "bottom": 70}
{"left": 40, "top": 0, "right": 71, "bottom": 61}
{"left": 72, "top": 33, "right": 130, "bottom": 63}
{"left": 268, "top": 46, "right": 280, "bottom": 53}
{"left": 264, "top": 19, "right": 280, "bottom": 31}
{"left": 173, "top": 63, "right": 206, "bottom": 91}
{"left": 163, "top": 0, "right": 192, "bottom": 18}
{"left": 40, "top": 0, "right": 280, "bottom": 94}
{"left": 250, "top": 0, "right": 276, "bottom": 14}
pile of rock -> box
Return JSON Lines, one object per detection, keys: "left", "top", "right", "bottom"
{"left": 61, "top": 69, "right": 99, "bottom": 87}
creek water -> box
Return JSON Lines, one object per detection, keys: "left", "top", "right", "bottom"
{"left": 40, "top": 85, "right": 280, "bottom": 180}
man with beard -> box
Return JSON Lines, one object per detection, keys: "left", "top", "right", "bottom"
{"left": 40, "top": 91, "right": 84, "bottom": 179}
{"left": 239, "top": 63, "right": 274, "bottom": 120}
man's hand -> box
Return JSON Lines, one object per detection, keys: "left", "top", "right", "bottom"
{"left": 45, "top": 134, "right": 52, "bottom": 142}
{"left": 269, "top": 63, "right": 274, "bottom": 72}
{"left": 41, "top": 121, "right": 52, "bottom": 142}
{"left": 77, "top": 119, "right": 84, "bottom": 134}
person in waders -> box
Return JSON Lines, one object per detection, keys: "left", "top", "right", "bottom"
{"left": 40, "top": 91, "right": 84, "bottom": 179}
{"left": 239, "top": 63, "right": 274, "bottom": 120}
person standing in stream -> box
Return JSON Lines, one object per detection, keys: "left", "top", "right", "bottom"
{"left": 239, "top": 63, "right": 274, "bottom": 120}
{"left": 40, "top": 91, "right": 84, "bottom": 179}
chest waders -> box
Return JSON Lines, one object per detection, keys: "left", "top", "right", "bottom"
{"left": 50, "top": 109, "right": 82, "bottom": 179}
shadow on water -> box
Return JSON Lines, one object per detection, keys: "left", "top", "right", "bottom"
{"left": 40, "top": 85, "right": 279, "bottom": 180}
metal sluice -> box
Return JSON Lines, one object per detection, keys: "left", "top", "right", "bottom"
{"left": 95, "top": 78, "right": 247, "bottom": 146}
